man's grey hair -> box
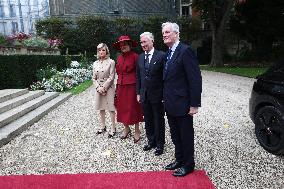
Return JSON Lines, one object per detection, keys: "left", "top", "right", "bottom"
{"left": 140, "top": 32, "right": 154, "bottom": 42}
{"left": 161, "top": 22, "right": 180, "bottom": 34}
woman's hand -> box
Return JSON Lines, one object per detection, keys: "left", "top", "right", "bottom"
{"left": 97, "top": 87, "right": 104, "bottom": 93}
{"left": 97, "top": 87, "right": 107, "bottom": 95}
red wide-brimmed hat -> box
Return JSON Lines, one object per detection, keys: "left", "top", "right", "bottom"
{"left": 112, "top": 35, "right": 138, "bottom": 50}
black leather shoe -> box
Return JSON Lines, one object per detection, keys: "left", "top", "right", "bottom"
{"left": 108, "top": 129, "right": 116, "bottom": 138}
{"left": 143, "top": 144, "right": 156, "bottom": 151}
{"left": 172, "top": 167, "right": 194, "bottom": 177}
{"left": 120, "top": 130, "right": 131, "bottom": 139}
{"left": 165, "top": 161, "right": 182, "bottom": 170}
{"left": 96, "top": 128, "right": 106, "bottom": 134}
{"left": 154, "top": 148, "right": 163, "bottom": 156}
{"left": 133, "top": 136, "right": 141, "bottom": 143}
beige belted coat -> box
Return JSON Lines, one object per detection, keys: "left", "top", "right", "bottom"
{"left": 92, "top": 58, "right": 116, "bottom": 111}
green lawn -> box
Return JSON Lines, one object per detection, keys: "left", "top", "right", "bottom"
{"left": 200, "top": 65, "right": 268, "bottom": 78}
{"left": 65, "top": 80, "right": 93, "bottom": 95}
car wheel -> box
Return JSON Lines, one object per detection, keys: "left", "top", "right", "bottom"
{"left": 255, "top": 106, "right": 284, "bottom": 155}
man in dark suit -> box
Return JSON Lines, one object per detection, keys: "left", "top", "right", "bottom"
{"left": 136, "top": 32, "right": 165, "bottom": 156}
{"left": 162, "top": 22, "right": 202, "bottom": 177}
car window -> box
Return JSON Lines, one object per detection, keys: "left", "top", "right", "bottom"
{"left": 260, "top": 59, "right": 284, "bottom": 82}
{"left": 266, "top": 59, "right": 284, "bottom": 74}
{"left": 272, "top": 67, "right": 284, "bottom": 75}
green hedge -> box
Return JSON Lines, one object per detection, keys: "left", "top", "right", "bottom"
{"left": 0, "top": 55, "right": 70, "bottom": 89}
{"left": 36, "top": 16, "right": 202, "bottom": 56}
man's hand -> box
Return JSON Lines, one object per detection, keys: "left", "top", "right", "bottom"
{"left": 188, "top": 107, "right": 198, "bottom": 116}
{"left": 137, "top": 95, "right": 141, "bottom": 103}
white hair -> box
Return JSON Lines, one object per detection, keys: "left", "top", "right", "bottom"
{"left": 162, "top": 22, "right": 180, "bottom": 34}
{"left": 140, "top": 32, "right": 154, "bottom": 42}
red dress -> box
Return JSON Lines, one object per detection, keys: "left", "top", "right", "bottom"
{"left": 115, "top": 51, "right": 144, "bottom": 125}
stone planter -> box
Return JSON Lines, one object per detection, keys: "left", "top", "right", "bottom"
{"left": 26, "top": 47, "right": 61, "bottom": 55}
{"left": 0, "top": 46, "right": 60, "bottom": 55}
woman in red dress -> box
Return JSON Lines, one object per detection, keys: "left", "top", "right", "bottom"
{"left": 112, "top": 36, "right": 144, "bottom": 143}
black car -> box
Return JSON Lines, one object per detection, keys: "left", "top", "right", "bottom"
{"left": 249, "top": 60, "right": 284, "bottom": 155}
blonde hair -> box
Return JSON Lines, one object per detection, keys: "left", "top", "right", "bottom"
{"left": 97, "top": 43, "right": 110, "bottom": 59}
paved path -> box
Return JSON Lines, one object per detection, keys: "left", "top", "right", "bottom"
{"left": 0, "top": 71, "right": 283, "bottom": 189}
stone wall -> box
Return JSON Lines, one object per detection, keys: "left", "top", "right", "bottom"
{"left": 0, "top": 46, "right": 60, "bottom": 55}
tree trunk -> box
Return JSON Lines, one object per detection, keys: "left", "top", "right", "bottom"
{"left": 210, "top": 28, "right": 225, "bottom": 67}
{"left": 209, "top": 0, "right": 234, "bottom": 67}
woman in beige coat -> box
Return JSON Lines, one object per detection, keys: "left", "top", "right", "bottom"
{"left": 92, "top": 43, "right": 116, "bottom": 138}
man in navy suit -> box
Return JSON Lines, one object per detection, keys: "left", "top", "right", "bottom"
{"left": 136, "top": 32, "right": 165, "bottom": 156}
{"left": 162, "top": 22, "right": 202, "bottom": 177}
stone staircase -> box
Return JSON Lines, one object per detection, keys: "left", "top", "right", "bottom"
{"left": 0, "top": 89, "right": 71, "bottom": 147}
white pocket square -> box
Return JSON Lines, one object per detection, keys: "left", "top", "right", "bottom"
{"left": 153, "top": 62, "right": 157, "bottom": 64}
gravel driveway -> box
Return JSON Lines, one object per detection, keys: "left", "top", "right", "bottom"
{"left": 0, "top": 71, "right": 283, "bottom": 189}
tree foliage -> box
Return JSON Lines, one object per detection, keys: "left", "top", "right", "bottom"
{"left": 36, "top": 17, "right": 71, "bottom": 39}
{"left": 113, "top": 17, "right": 140, "bottom": 36}
{"left": 178, "top": 16, "right": 202, "bottom": 44}
{"left": 230, "top": 0, "right": 284, "bottom": 60}
{"left": 142, "top": 16, "right": 169, "bottom": 52}
{"left": 35, "top": 16, "right": 202, "bottom": 57}
{"left": 76, "top": 16, "right": 111, "bottom": 57}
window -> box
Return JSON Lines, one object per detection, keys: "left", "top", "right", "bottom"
{"left": 0, "top": 22, "right": 7, "bottom": 34}
{"left": 9, "top": 4, "right": 16, "bottom": 17}
{"left": 11, "top": 22, "right": 18, "bottom": 33}
{"left": 108, "top": 0, "right": 113, "bottom": 9}
{"left": 108, "top": 0, "right": 119, "bottom": 13}
{"left": 0, "top": 5, "right": 4, "bottom": 18}
{"left": 181, "top": 5, "right": 189, "bottom": 16}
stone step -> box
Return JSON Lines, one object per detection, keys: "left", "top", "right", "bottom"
{"left": 0, "top": 93, "right": 72, "bottom": 147}
{"left": 0, "top": 92, "right": 59, "bottom": 128}
{"left": 0, "top": 90, "right": 45, "bottom": 114}
{"left": 0, "top": 89, "right": 29, "bottom": 103}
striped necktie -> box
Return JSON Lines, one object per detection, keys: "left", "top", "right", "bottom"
{"left": 164, "top": 49, "right": 172, "bottom": 72}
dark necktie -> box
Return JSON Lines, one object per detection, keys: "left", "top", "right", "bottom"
{"left": 145, "top": 53, "right": 150, "bottom": 70}
{"left": 164, "top": 49, "right": 172, "bottom": 72}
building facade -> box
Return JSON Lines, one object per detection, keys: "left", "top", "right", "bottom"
{"left": 0, "top": 0, "right": 49, "bottom": 35}
{"left": 0, "top": 0, "right": 198, "bottom": 35}
{"left": 49, "top": 0, "right": 180, "bottom": 18}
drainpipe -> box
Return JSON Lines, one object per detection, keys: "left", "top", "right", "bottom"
{"left": 17, "top": 0, "right": 24, "bottom": 32}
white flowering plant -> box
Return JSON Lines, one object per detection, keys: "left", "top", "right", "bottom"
{"left": 36, "top": 65, "right": 58, "bottom": 81}
{"left": 22, "top": 37, "right": 49, "bottom": 48}
{"left": 30, "top": 62, "right": 92, "bottom": 92}
{"left": 70, "top": 61, "right": 80, "bottom": 68}
{"left": 29, "top": 81, "right": 45, "bottom": 91}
